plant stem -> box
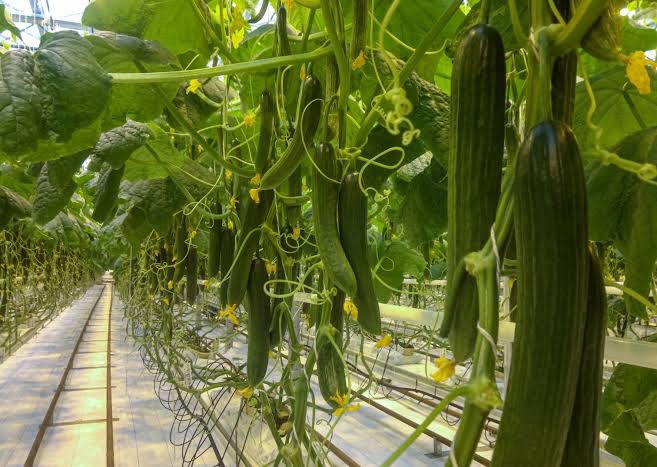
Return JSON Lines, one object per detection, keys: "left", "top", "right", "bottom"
{"left": 110, "top": 47, "right": 333, "bottom": 84}
{"left": 548, "top": 0, "right": 608, "bottom": 55}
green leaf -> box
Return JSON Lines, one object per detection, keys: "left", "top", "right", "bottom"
{"left": 87, "top": 33, "right": 181, "bottom": 127}
{"left": 121, "top": 209, "right": 152, "bottom": 249}
{"left": 120, "top": 177, "right": 185, "bottom": 235}
{"left": 602, "top": 363, "right": 657, "bottom": 432}
{"left": 369, "top": 239, "right": 426, "bottom": 303}
{"left": 605, "top": 437, "right": 657, "bottom": 467}
{"left": 169, "top": 77, "right": 232, "bottom": 130}
{"left": 124, "top": 124, "right": 185, "bottom": 180}
{"left": 93, "top": 120, "right": 154, "bottom": 169}
{"left": 169, "top": 158, "right": 218, "bottom": 201}
{"left": 397, "top": 159, "right": 447, "bottom": 248}
{"left": 0, "top": 186, "right": 32, "bottom": 229}
{"left": 0, "top": 5, "right": 22, "bottom": 38}
{"left": 458, "top": 0, "right": 529, "bottom": 52}
{"left": 622, "top": 17, "right": 657, "bottom": 53}
{"left": 45, "top": 151, "right": 90, "bottom": 190}
{"left": 34, "top": 31, "right": 111, "bottom": 141}
{"left": 93, "top": 164, "right": 125, "bottom": 223}
{"left": 0, "top": 165, "right": 35, "bottom": 198}
{"left": 82, "top": 0, "right": 212, "bottom": 60}
{"left": 42, "top": 212, "right": 88, "bottom": 248}
{"left": 32, "top": 164, "right": 77, "bottom": 225}
{"left": 0, "top": 50, "right": 43, "bottom": 156}
{"left": 574, "top": 66, "right": 657, "bottom": 150}
{"left": 634, "top": 390, "right": 657, "bottom": 431}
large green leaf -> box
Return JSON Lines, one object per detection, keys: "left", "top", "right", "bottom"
{"left": 124, "top": 124, "right": 185, "bottom": 180}
{"left": 18, "top": 118, "right": 104, "bottom": 164}
{"left": 87, "top": 33, "right": 181, "bottom": 127}
{"left": 45, "top": 151, "right": 90, "bottom": 190}
{"left": 120, "top": 177, "right": 185, "bottom": 235}
{"left": 574, "top": 66, "right": 657, "bottom": 150}
{"left": 458, "top": 0, "right": 529, "bottom": 52}
{"left": 0, "top": 50, "right": 42, "bottom": 156}
{"left": 92, "top": 120, "right": 154, "bottom": 169}
{"left": 369, "top": 239, "right": 426, "bottom": 303}
{"left": 82, "top": 0, "right": 212, "bottom": 60}
{"left": 587, "top": 127, "right": 657, "bottom": 319}
{"left": 605, "top": 438, "right": 657, "bottom": 467}
{"left": 0, "top": 186, "right": 32, "bottom": 228}
{"left": 32, "top": 165, "right": 77, "bottom": 225}
{"left": 34, "top": 31, "right": 111, "bottom": 141}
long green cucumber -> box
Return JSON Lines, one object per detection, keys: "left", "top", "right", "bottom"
{"left": 207, "top": 201, "right": 223, "bottom": 278}
{"left": 259, "top": 75, "right": 322, "bottom": 190}
{"left": 338, "top": 172, "right": 381, "bottom": 334}
{"left": 186, "top": 242, "right": 198, "bottom": 304}
{"left": 173, "top": 216, "right": 188, "bottom": 285}
{"left": 492, "top": 121, "right": 588, "bottom": 466}
{"left": 311, "top": 143, "right": 357, "bottom": 297}
{"left": 561, "top": 244, "right": 607, "bottom": 467}
{"left": 219, "top": 228, "right": 235, "bottom": 307}
{"left": 349, "top": 0, "right": 369, "bottom": 62}
{"left": 255, "top": 90, "right": 275, "bottom": 176}
{"left": 226, "top": 191, "right": 273, "bottom": 308}
{"left": 246, "top": 258, "right": 271, "bottom": 386}
{"left": 443, "top": 24, "right": 506, "bottom": 363}
{"left": 317, "top": 289, "right": 348, "bottom": 407}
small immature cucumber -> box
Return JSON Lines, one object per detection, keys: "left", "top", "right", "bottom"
{"left": 246, "top": 258, "right": 271, "bottom": 386}
{"left": 561, "top": 244, "right": 607, "bottom": 467}
{"left": 338, "top": 172, "right": 381, "bottom": 334}
{"left": 492, "top": 121, "right": 588, "bottom": 467}
{"left": 311, "top": 143, "right": 357, "bottom": 297}
{"left": 317, "top": 289, "right": 348, "bottom": 407}
{"left": 259, "top": 75, "right": 322, "bottom": 190}
{"left": 443, "top": 24, "right": 506, "bottom": 363}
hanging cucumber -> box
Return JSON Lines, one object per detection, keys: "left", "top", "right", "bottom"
{"left": 311, "top": 143, "right": 357, "bottom": 297}
{"left": 338, "top": 172, "right": 381, "bottom": 334}
{"left": 349, "top": 0, "right": 370, "bottom": 63}
{"left": 442, "top": 24, "right": 506, "bottom": 362}
{"left": 576, "top": 0, "right": 624, "bottom": 61}
{"left": 561, "top": 244, "right": 607, "bottom": 467}
{"left": 492, "top": 121, "right": 588, "bottom": 467}
{"left": 317, "top": 288, "right": 348, "bottom": 407}
{"left": 186, "top": 242, "right": 198, "bottom": 304}
{"left": 226, "top": 190, "right": 273, "bottom": 309}
{"left": 254, "top": 90, "right": 275, "bottom": 177}
{"left": 219, "top": 227, "right": 235, "bottom": 308}
{"left": 172, "top": 215, "right": 188, "bottom": 285}
{"left": 246, "top": 258, "right": 271, "bottom": 387}
{"left": 259, "top": 75, "right": 322, "bottom": 190}
{"left": 207, "top": 201, "right": 223, "bottom": 278}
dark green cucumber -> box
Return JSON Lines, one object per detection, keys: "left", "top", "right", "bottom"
{"left": 226, "top": 191, "right": 273, "bottom": 308}
{"left": 311, "top": 143, "right": 357, "bottom": 297}
{"left": 561, "top": 244, "right": 607, "bottom": 467}
{"left": 338, "top": 172, "right": 381, "bottom": 334}
{"left": 92, "top": 163, "right": 124, "bottom": 223}
{"left": 349, "top": 0, "right": 370, "bottom": 62}
{"left": 551, "top": 0, "right": 577, "bottom": 126}
{"left": 186, "top": 242, "right": 198, "bottom": 304}
{"left": 443, "top": 24, "right": 506, "bottom": 362}
{"left": 269, "top": 258, "right": 287, "bottom": 348}
{"left": 317, "top": 289, "right": 348, "bottom": 407}
{"left": 259, "top": 75, "right": 322, "bottom": 190}
{"left": 492, "top": 121, "right": 588, "bottom": 467}
{"left": 219, "top": 228, "right": 235, "bottom": 307}
{"left": 207, "top": 202, "right": 223, "bottom": 278}
{"left": 173, "top": 216, "right": 188, "bottom": 285}
{"left": 255, "top": 90, "right": 275, "bottom": 176}
{"left": 246, "top": 258, "right": 271, "bottom": 386}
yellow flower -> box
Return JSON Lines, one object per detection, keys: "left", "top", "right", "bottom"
{"left": 250, "top": 173, "right": 262, "bottom": 186}
{"left": 278, "top": 421, "right": 293, "bottom": 436}
{"left": 238, "top": 386, "right": 254, "bottom": 399}
{"left": 190, "top": 229, "right": 197, "bottom": 239}
{"left": 163, "top": 296, "right": 170, "bottom": 306}
{"left": 225, "top": 169, "right": 233, "bottom": 182}
{"left": 249, "top": 188, "right": 261, "bottom": 204}
{"left": 167, "top": 280, "right": 174, "bottom": 290}
{"left": 625, "top": 51, "right": 655, "bottom": 95}
{"left": 344, "top": 299, "right": 358, "bottom": 320}
{"left": 292, "top": 226, "right": 301, "bottom": 240}
{"left": 229, "top": 7, "right": 248, "bottom": 49}
{"left": 227, "top": 219, "right": 235, "bottom": 231}
{"left": 431, "top": 357, "right": 456, "bottom": 383}
{"left": 299, "top": 64, "right": 306, "bottom": 81}
{"left": 352, "top": 50, "right": 366, "bottom": 70}
{"left": 244, "top": 112, "right": 256, "bottom": 127}
{"left": 229, "top": 196, "right": 239, "bottom": 209}
{"left": 375, "top": 334, "right": 393, "bottom": 349}
{"left": 197, "top": 144, "right": 204, "bottom": 153}
{"left": 265, "top": 261, "right": 277, "bottom": 275}
{"left": 186, "top": 79, "right": 202, "bottom": 94}
{"left": 268, "top": 351, "right": 276, "bottom": 359}
{"left": 219, "top": 304, "right": 239, "bottom": 325}
{"left": 329, "top": 393, "right": 361, "bottom": 417}
{"left": 284, "top": 0, "right": 294, "bottom": 11}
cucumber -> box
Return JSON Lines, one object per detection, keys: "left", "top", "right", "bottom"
{"left": 492, "top": 121, "right": 588, "bottom": 466}
{"left": 259, "top": 75, "right": 322, "bottom": 190}
{"left": 255, "top": 90, "right": 275, "bottom": 176}
{"left": 207, "top": 201, "right": 223, "bottom": 278}
{"left": 338, "top": 172, "right": 381, "bottom": 334}
{"left": 219, "top": 228, "right": 235, "bottom": 307}
{"left": 349, "top": 0, "right": 370, "bottom": 62}
{"left": 551, "top": 0, "right": 577, "bottom": 126}
{"left": 186, "top": 242, "right": 198, "bottom": 304}
{"left": 246, "top": 258, "right": 271, "bottom": 386}
{"left": 173, "top": 216, "right": 188, "bottom": 285}
{"left": 577, "top": 0, "right": 624, "bottom": 61}
{"left": 561, "top": 244, "right": 607, "bottom": 467}
{"left": 443, "top": 24, "right": 506, "bottom": 362}
{"left": 226, "top": 191, "right": 273, "bottom": 308}
{"left": 269, "top": 258, "right": 288, "bottom": 349}
{"left": 317, "top": 288, "right": 348, "bottom": 407}
{"left": 311, "top": 143, "right": 357, "bottom": 297}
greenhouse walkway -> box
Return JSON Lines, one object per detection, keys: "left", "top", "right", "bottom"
{"left": 0, "top": 278, "right": 216, "bottom": 466}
